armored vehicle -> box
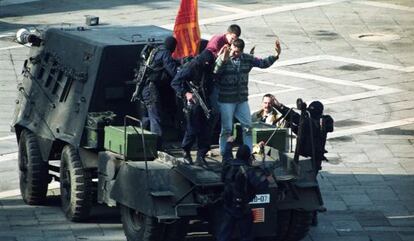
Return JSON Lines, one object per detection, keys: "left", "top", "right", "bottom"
{"left": 12, "top": 25, "right": 324, "bottom": 241}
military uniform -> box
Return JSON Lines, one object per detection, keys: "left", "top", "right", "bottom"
{"left": 275, "top": 101, "right": 333, "bottom": 225}
{"left": 138, "top": 38, "right": 179, "bottom": 150}
{"left": 218, "top": 142, "right": 269, "bottom": 241}
{"left": 170, "top": 50, "right": 215, "bottom": 164}
{"left": 274, "top": 101, "right": 333, "bottom": 171}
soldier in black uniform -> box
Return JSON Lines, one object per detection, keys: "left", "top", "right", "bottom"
{"left": 132, "top": 36, "right": 179, "bottom": 150}
{"left": 273, "top": 97, "right": 334, "bottom": 225}
{"left": 170, "top": 50, "right": 215, "bottom": 165}
{"left": 218, "top": 137, "right": 275, "bottom": 241}
{"left": 273, "top": 98, "right": 333, "bottom": 172}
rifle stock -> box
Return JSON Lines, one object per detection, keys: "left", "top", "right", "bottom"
{"left": 130, "top": 48, "right": 158, "bottom": 102}
{"left": 187, "top": 81, "right": 211, "bottom": 119}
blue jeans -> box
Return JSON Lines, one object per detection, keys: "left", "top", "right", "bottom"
{"left": 219, "top": 101, "right": 252, "bottom": 155}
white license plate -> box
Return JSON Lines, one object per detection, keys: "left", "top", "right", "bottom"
{"left": 250, "top": 194, "right": 270, "bottom": 204}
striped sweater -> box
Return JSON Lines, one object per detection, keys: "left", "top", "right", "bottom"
{"left": 214, "top": 53, "right": 278, "bottom": 103}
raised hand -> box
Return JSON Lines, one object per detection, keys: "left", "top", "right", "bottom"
{"left": 272, "top": 95, "right": 281, "bottom": 107}
{"left": 275, "top": 39, "right": 281, "bottom": 57}
{"left": 218, "top": 44, "right": 229, "bottom": 56}
{"left": 222, "top": 45, "right": 230, "bottom": 61}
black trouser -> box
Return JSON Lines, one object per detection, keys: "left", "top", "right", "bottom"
{"left": 217, "top": 211, "right": 254, "bottom": 241}
{"left": 141, "top": 85, "right": 163, "bottom": 150}
{"left": 182, "top": 104, "right": 210, "bottom": 159}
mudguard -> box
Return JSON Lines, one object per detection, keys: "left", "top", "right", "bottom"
{"left": 109, "top": 160, "right": 197, "bottom": 220}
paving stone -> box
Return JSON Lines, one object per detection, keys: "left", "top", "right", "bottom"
{"left": 363, "top": 149, "right": 394, "bottom": 162}
{"left": 350, "top": 168, "right": 381, "bottom": 174}
{"left": 333, "top": 185, "right": 369, "bottom": 193}
{"left": 0, "top": 230, "right": 43, "bottom": 237}
{"left": 365, "top": 188, "right": 399, "bottom": 201}
{"left": 72, "top": 226, "right": 105, "bottom": 238}
{"left": 308, "top": 233, "right": 342, "bottom": 241}
{"left": 99, "top": 223, "right": 124, "bottom": 237}
{"left": 387, "top": 144, "right": 414, "bottom": 153}
{"left": 0, "top": 222, "right": 11, "bottom": 232}
{"left": 324, "top": 200, "right": 348, "bottom": 211}
{"left": 44, "top": 238, "right": 76, "bottom": 241}
{"left": 43, "top": 230, "right": 75, "bottom": 239}
{"left": 339, "top": 152, "right": 371, "bottom": 163}
{"left": 388, "top": 217, "right": 414, "bottom": 227}
{"left": 341, "top": 194, "right": 373, "bottom": 206}
{"left": 354, "top": 174, "right": 385, "bottom": 184}
{"left": 0, "top": 237, "right": 17, "bottom": 241}
{"left": 368, "top": 231, "right": 403, "bottom": 241}
{"left": 378, "top": 166, "right": 407, "bottom": 175}
{"left": 309, "top": 219, "right": 337, "bottom": 235}
{"left": 377, "top": 203, "right": 410, "bottom": 216}
{"left": 327, "top": 175, "right": 360, "bottom": 186}
{"left": 354, "top": 211, "right": 390, "bottom": 227}
{"left": 347, "top": 205, "right": 378, "bottom": 212}
{"left": 365, "top": 226, "right": 414, "bottom": 232}
{"left": 332, "top": 220, "right": 363, "bottom": 232}
{"left": 398, "top": 231, "right": 414, "bottom": 241}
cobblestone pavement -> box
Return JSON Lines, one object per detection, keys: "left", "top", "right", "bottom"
{"left": 0, "top": 0, "right": 413, "bottom": 240}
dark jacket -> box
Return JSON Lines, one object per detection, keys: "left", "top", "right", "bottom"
{"left": 275, "top": 104, "right": 332, "bottom": 170}
{"left": 213, "top": 53, "right": 277, "bottom": 103}
{"left": 170, "top": 53, "right": 214, "bottom": 101}
{"left": 221, "top": 142, "right": 269, "bottom": 217}
{"left": 141, "top": 46, "right": 178, "bottom": 104}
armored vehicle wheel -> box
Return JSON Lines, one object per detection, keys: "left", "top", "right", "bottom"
{"left": 273, "top": 209, "right": 313, "bottom": 241}
{"left": 60, "top": 145, "right": 92, "bottom": 221}
{"left": 120, "top": 204, "right": 187, "bottom": 241}
{"left": 18, "top": 129, "right": 48, "bottom": 205}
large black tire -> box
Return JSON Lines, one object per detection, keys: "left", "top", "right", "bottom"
{"left": 120, "top": 204, "right": 187, "bottom": 241}
{"left": 60, "top": 145, "right": 93, "bottom": 221}
{"left": 18, "top": 129, "right": 49, "bottom": 205}
{"left": 273, "top": 209, "right": 313, "bottom": 241}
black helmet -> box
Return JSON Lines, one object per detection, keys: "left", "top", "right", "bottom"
{"left": 196, "top": 49, "right": 215, "bottom": 66}
{"left": 308, "top": 101, "right": 324, "bottom": 119}
{"left": 164, "top": 36, "right": 177, "bottom": 52}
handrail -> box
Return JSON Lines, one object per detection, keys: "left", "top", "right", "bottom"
{"left": 123, "top": 115, "right": 150, "bottom": 190}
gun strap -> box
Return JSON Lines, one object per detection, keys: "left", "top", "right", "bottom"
{"left": 294, "top": 109, "right": 306, "bottom": 164}
{"left": 308, "top": 117, "right": 317, "bottom": 172}
{"left": 145, "top": 48, "right": 163, "bottom": 72}
{"left": 200, "top": 71, "right": 207, "bottom": 100}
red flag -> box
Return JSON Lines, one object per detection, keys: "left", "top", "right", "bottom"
{"left": 172, "top": 0, "right": 201, "bottom": 58}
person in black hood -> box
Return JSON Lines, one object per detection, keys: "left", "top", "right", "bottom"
{"left": 273, "top": 98, "right": 333, "bottom": 171}
{"left": 171, "top": 50, "right": 215, "bottom": 166}
{"left": 139, "top": 36, "right": 179, "bottom": 150}
{"left": 272, "top": 97, "right": 334, "bottom": 226}
{"left": 218, "top": 137, "right": 274, "bottom": 241}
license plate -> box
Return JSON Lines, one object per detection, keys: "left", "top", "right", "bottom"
{"left": 250, "top": 194, "right": 270, "bottom": 204}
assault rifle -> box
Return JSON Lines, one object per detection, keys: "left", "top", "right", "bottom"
{"left": 186, "top": 81, "right": 211, "bottom": 119}
{"left": 130, "top": 46, "right": 159, "bottom": 102}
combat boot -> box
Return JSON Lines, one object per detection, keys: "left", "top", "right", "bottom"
{"left": 183, "top": 150, "right": 193, "bottom": 165}
{"left": 311, "top": 211, "right": 318, "bottom": 226}
{"left": 195, "top": 156, "right": 209, "bottom": 167}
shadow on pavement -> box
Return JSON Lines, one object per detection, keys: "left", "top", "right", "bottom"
{"left": 0, "top": 173, "right": 413, "bottom": 240}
